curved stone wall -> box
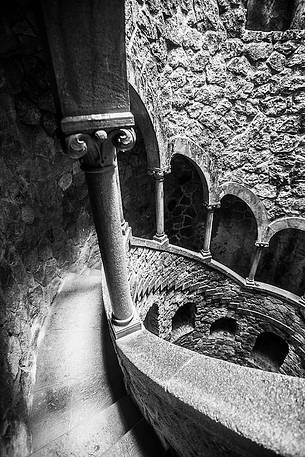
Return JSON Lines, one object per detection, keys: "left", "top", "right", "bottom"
{"left": 116, "top": 327, "right": 305, "bottom": 457}
{"left": 126, "top": 0, "right": 305, "bottom": 221}
{"left": 128, "top": 241, "right": 305, "bottom": 378}
{"left": 0, "top": 5, "right": 99, "bottom": 454}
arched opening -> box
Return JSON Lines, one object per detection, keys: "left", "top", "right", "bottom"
{"left": 246, "top": 0, "right": 297, "bottom": 31}
{"left": 143, "top": 303, "right": 159, "bottom": 336}
{"left": 252, "top": 332, "right": 289, "bottom": 372}
{"left": 210, "top": 317, "right": 237, "bottom": 339}
{"left": 165, "top": 155, "right": 207, "bottom": 251}
{"left": 256, "top": 228, "right": 305, "bottom": 295}
{"left": 211, "top": 195, "right": 257, "bottom": 277}
{"left": 117, "top": 127, "right": 155, "bottom": 238}
{"left": 171, "top": 303, "right": 196, "bottom": 341}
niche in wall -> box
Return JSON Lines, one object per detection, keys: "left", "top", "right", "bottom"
{"left": 164, "top": 154, "right": 207, "bottom": 251}
{"left": 211, "top": 195, "right": 257, "bottom": 278}
{"left": 171, "top": 303, "right": 196, "bottom": 341}
{"left": 210, "top": 317, "right": 237, "bottom": 339}
{"left": 256, "top": 228, "right": 305, "bottom": 296}
{"left": 252, "top": 331, "right": 289, "bottom": 372}
{"left": 143, "top": 303, "right": 159, "bottom": 336}
{"left": 246, "top": 0, "right": 297, "bottom": 31}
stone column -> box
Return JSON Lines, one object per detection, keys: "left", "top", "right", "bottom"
{"left": 201, "top": 203, "right": 219, "bottom": 257}
{"left": 149, "top": 167, "right": 169, "bottom": 245}
{"left": 66, "top": 128, "right": 136, "bottom": 327}
{"left": 115, "top": 166, "right": 129, "bottom": 236}
{"left": 246, "top": 242, "right": 268, "bottom": 284}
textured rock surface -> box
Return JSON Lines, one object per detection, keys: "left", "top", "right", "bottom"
{"left": 0, "top": 5, "right": 99, "bottom": 454}
{"left": 126, "top": 0, "right": 305, "bottom": 222}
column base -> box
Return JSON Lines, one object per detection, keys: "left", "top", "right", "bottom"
{"left": 245, "top": 277, "right": 256, "bottom": 286}
{"left": 153, "top": 234, "right": 169, "bottom": 246}
{"left": 200, "top": 249, "right": 212, "bottom": 261}
{"left": 110, "top": 311, "right": 143, "bottom": 339}
{"left": 121, "top": 221, "right": 130, "bottom": 236}
{"left": 299, "top": 296, "right": 305, "bottom": 304}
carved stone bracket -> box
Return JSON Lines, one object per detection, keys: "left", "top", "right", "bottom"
{"left": 148, "top": 166, "right": 171, "bottom": 181}
{"left": 66, "top": 127, "right": 136, "bottom": 171}
{"left": 255, "top": 241, "right": 269, "bottom": 248}
{"left": 203, "top": 202, "right": 221, "bottom": 211}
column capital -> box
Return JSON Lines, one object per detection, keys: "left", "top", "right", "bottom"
{"left": 148, "top": 166, "right": 171, "bottom": 179}
{"left": 255, "top": 241, "right": 269, "bottom": 248}
{"left": 66, "top": 127, "right": 136, "bottom": 171}
{"left": 203, "top": 201, "right": 221, "bottom": 211}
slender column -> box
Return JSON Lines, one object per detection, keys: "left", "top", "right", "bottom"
{"left": 149, "top": 167, "right": 170, "bottom": 244}
{"left": 115, "top": 166, "right": 129, "bottom": 236}
{"left": 66, "top": 128, "right": 136, "bottom": 325}
{"left": 201, "top": 203, "right": 220, "bottom": 257}
{"left": 246, "top": 242, "right": 268, "bottom": 284}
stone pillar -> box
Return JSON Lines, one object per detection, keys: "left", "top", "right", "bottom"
{"left": 246, "top": 242, "right": 268, "bottom": 285}
{"left": 149, "top": 167, "right": 169, "bottom": 245}
{"left": 201, "top": 203, "right": 220, "bottom": 258}
{"left": 66, "top": 129, "right": 137, "bottom": 329}
{"left": 115, "top": 166, "right": 129, "bottom": 236}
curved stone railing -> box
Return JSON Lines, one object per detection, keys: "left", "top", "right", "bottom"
{"left": 116, "top": 328, "right": 305, "bottom": 457}
{"left": 127, "top": 236, "right": 305, "bottom": 377}
{"left": 129, "top": 236, "right": 304, "bottom": 307}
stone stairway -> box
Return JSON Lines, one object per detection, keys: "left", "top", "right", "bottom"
{"left": 29, "top": 269, "right": 168, "bottom": 457}
{"left": 128, "top": 246, "right": 226, "bottom": 309}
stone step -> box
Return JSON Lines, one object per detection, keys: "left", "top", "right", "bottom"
{"left": 30, "top": 395, "right": 142, "bottom": 457}
{"left": 102, "top": 418, "right": 166, "bottom": 457}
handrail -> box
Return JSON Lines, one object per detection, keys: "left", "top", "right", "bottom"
{"left": 130, "top": 236, "right": 304, "bottom": 309}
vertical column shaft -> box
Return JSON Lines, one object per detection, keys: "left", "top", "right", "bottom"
{"left": 201, "top": 204, "right": 219, "bottom": 256}
{"left": 247, "top": 243, "right": 267, "bottom": 284}
{"left": 155, "top": 174, "right": 165, "bottom": 237}
{"left": 149, "top": 168, "right": 169, "bottom": 244}
{"left": 85, "top": 165, "right": 133, "bottom": 324}
{"left": 115, "top": 166, "right": 129, "bottom": 235}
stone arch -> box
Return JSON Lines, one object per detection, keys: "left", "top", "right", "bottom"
{"left": 210, "top": 317, "right": 238, "bottom": 339}
{"left": 263, "top": 217, "right": 305, "bottom": 245}
{"left": 165, "top": 153, "right": 208, "bottom": 251}
{"left": 169, "top": 136, "right": 217, "bottom": 205}
{"left": 220, "top": 182, "right": 268, "bottom": 243}
{"left": 252, "top": 331, "right": 289, "bottom": 372}
{"left": 129, "top": 84, "right": 161, "bottom": 170}
{"left": 171, "top": 302, "right": 196, "bottom": 341}
{"left": 143, "top": 303, "right": 160, "bottom": 336}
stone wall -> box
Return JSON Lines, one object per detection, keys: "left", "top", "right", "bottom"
{"left": 126, "top": 0, "right": 305, "bottom": 293}
{"left": 128, "top": 245, "right": 305, "bottom": 377}
{"left": 0, "top": 4, "right": 99, "bottom": 455}
{"left": 126, "top": 0, "right": 305, "bottom": 224}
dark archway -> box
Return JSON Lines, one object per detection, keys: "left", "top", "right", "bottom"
{"left": 165, "top": 155, "right": 208, "bottom": 251}
{"left": 211, "top": 195, "right": 257, "bottom": 277}
{"left": 143, "top": 303, "right": 159, "bottom": 336}
{"left": 246, "top": 0, "right": 296, "bottom": 31}
{"left": 256, "top": 228, "right": 305, "bottom": 295}
{"left": 117, "top": 126, "right": 155, "bottom": 238}
{"left": 252, "top": 332, "right": 289, "bottom": 372}
{"left": 172, "top": 303, "right": 196, "bottom": 341}
{"left": 210, "top": 317, "right": 237, "bottom": 339}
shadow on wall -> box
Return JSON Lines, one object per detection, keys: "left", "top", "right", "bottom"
{"left": 211, "top": 195, "right": 257, "bottom": 277}
{"left": 118, "top": 127, "right": 155, "bottom": 239}
{"left": 246, "top": 0, "right": 304, "bottom": 31}
{"left": 165, "top": 155, "right": 207, "bottom": 251}
{"left": 256, "top": 228, "right": 305, "bottom": 295}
